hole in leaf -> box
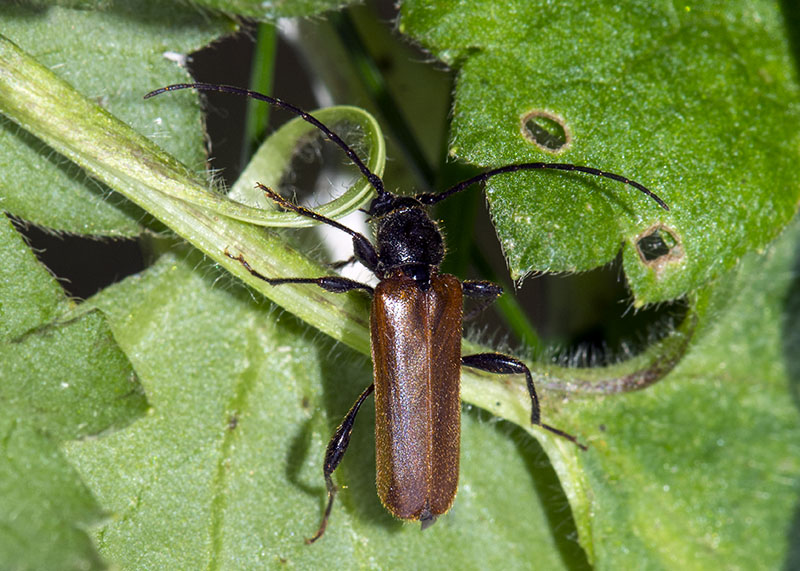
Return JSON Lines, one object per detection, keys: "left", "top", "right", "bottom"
{"left": 638, "top": 231, "right": 674, "bottom": 261}
{"left": 636, "top": 225, "right": 682, "bottom": 270}
{"left": 520, "top": 111, "right": 570, "bottom": 153}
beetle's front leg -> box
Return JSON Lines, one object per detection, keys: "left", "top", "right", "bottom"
{"left": 225, "top": 251, "right": 374, "bottom": 295}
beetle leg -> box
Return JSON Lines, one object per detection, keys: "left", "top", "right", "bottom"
{"left": 329, "top": 256, "right": 357, "bottom": 270}
{"left": 257, "top": 184, "right": 380, "bottom": 271}
{"left": 225, "top": 251, "right": 374, "bottom": 295}
{"left": 462, "top": 353, "right": 541, "bottom": 422}
{"left": 461, "top": 280, "right": 503, "bottom": 320}
{"left": 461, "top": 353, "right": 586, "bottom": 450}
{"left": 307, "top": 383, "right": 376, "bottom": 544}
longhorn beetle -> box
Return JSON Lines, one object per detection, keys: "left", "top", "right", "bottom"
{"left": 145, "top": 83, "right": 669, "bottom": 542}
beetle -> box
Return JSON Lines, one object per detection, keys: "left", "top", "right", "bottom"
{"left": 145, "top": 83, "right": 669, "bottom": 542}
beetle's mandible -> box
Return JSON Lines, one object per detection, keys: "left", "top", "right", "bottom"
{"left": 145, "top": 83, "right": 669, "bottom": 542}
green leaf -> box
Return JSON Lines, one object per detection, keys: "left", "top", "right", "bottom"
{"left": 64, "top": 249, "right": 586, "bottom": 569}
{"left": 1, "top": 426, "right": 107, "bottom": 571}
{"left": 0, "top": 215, "right": 147, "bottom": 570}
{"left": 399, "top": 0, "right": 800, "bottom": 303}
{"left": 0, "top": 219, "right": 67, "bottom": 340}
{"left": 559, "top": 217, "right": 800, "bottom": 568}
{"left": 2, "top": 3, "right": 799, "bottom": 568}
{"left": 59, "top": 218, "right": 800, "bottom": 569}
{"left": 0, "top": 2, "right": 234, "bottom": 236}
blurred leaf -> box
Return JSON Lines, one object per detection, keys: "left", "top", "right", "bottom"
{"left": 0, "top": 215, "right": 147, "bottom": 569}
{"left": 0, "top": 2, "right": 233, "bottom": 235}
{"left": 399, "top": 1, "right": 800, "bottom": 303}
{"left": 0, "top": 34, "right": 384, "bottom": 354}
{"left": 186, "top": 0, "right": 361, "bottom": 20}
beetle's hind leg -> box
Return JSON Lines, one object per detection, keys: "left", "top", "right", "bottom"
{"left": 461, "top": 353, "right": 586, "bottom": 450}
{"left": 307, "top": 383, "right": 375, "bottom": 544}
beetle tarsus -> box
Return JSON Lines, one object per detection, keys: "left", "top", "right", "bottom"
{"left": 306, "top": 475, "right": 337, "bottom": 544}
{"left": 541, "top": 423, "right": 589, "bottom": 451}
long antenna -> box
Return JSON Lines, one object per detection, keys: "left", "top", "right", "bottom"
{"left": 416, "top": 162, "right": 669, "bottom": 211}
{"left": 144, "top": 83, "right": 387, "bottom": 197}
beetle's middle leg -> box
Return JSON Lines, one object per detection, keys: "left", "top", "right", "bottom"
{"left": 461, "top": 353, "right": 586, "bottom": 450}
{"left": 462, "top": 280, "right": 503, "bottom": 320}
{"left": 307, "top": 383, "right": 375, "bottom": 543}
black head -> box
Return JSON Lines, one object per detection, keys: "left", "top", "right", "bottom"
{"left": 374, "top": 205, "right": 445, "bottom": 278}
